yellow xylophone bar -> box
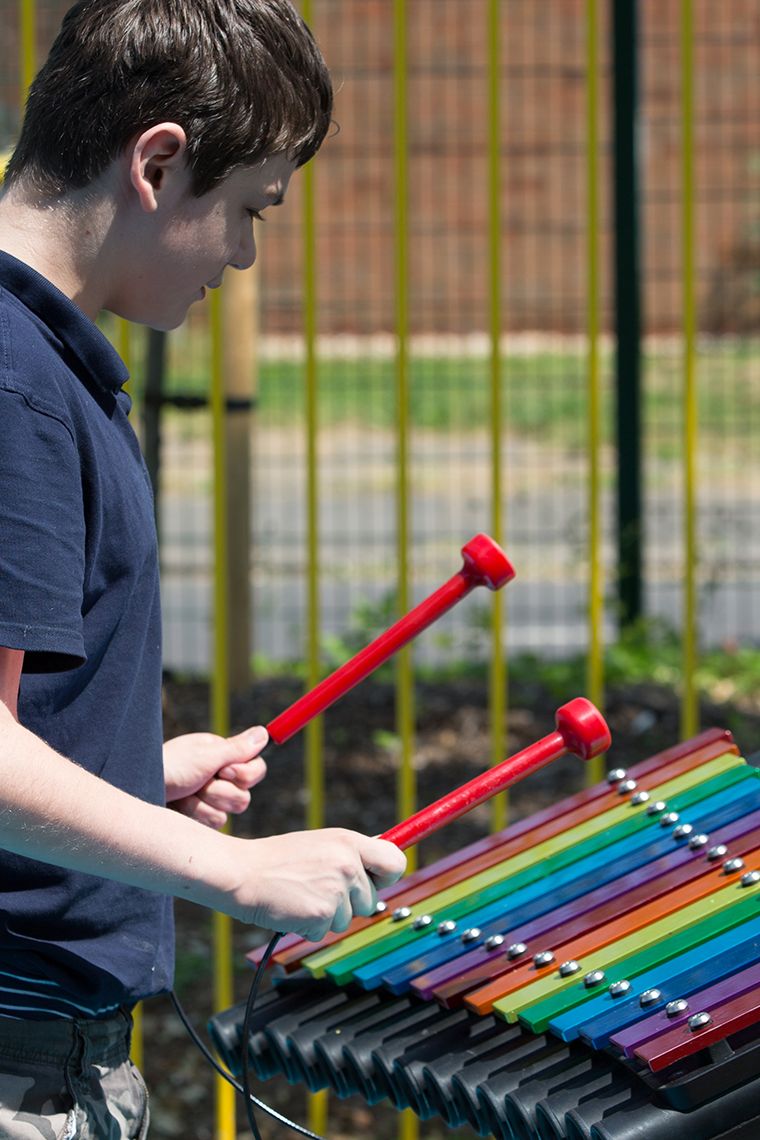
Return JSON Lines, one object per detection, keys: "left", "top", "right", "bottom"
{"left": 302, "top": 752, "right": 745, "bottom": 981}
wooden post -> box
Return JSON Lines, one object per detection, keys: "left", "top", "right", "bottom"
{"left": 142, "top": 329, "right": 166, "bottom": 524}
{"left": 220, "top": 266, "right": 258, "bottom": 695}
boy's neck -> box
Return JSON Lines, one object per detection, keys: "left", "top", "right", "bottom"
{"left": 0, "top": 183, "right": 114, "bottom": 321}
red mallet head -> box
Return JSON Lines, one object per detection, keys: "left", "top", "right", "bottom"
{"left": 266, "top": 533, "right": 515, "bottom": 745}
{"left": 380, "top": 697, "right": 611, "bottom": 851}
{"left": 555, "top": 697, "right": 611, "bottom": 760}
{"left": 460, "top": 534, "right": 515, "bottom": 591}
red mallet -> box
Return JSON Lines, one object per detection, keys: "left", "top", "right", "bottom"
{"left": 266, "top": 534, "right": 515, "bottom": 745}
{"left": 380, "top": 698, "right": 611, "bottom": 850}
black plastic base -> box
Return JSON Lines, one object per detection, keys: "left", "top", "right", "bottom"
{"left": 208, "top": 973, "right": 760, "bottom": 1140}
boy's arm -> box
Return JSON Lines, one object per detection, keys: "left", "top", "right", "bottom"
{"left": 0, "top": 647, "right": 405, "bottom": 942}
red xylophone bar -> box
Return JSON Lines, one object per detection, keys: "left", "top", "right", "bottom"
{"left": 265, "top": 533, "right": 514, "bottom": 745}
{"left": 215, "top": 728, "right": 760, "bottom": 1140}
{"left": 380, "top": 698, "right": 611, "bottom": 850}
{"left": 261, "top": 729, "right": 735, "bottom": 972}
{"left": 259, "top": 701, "right": 609, "bottom": 960}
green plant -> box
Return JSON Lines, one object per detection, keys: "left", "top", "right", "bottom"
{"left": 249, "top": 606, "right": 760, "bottom": 713}
{"left": 320, "top": 591, "right": 400, "bottom": 676}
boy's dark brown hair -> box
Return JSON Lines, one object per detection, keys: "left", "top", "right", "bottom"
{"left": 5, "top": 0, "right": 333, "bottom": 197}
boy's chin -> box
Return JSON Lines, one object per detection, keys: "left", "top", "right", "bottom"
{"left": 108, "top": 294, "right": 200, "bottom": 332}
{"left": 132, "top": 309, "right": 190, "bottom": 333}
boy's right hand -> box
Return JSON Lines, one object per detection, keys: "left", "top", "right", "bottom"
{"left": 206, "top": 828, "right": 407, "bottom": 942}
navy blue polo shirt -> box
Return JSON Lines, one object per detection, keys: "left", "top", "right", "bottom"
{"left": 0, "top": 251, "right": 174, "bottom": 1019}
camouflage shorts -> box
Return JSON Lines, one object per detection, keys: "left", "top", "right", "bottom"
{"left": 0, "top": 1008, "right": 149, "bottom": 1139}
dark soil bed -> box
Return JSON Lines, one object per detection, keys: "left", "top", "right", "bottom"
{"left": 140, "top": 675, "right": 760, "bottom": 1138}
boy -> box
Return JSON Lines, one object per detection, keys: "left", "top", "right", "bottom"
{"left": 0, "top": 2, "right": 406, "bottom": 1136}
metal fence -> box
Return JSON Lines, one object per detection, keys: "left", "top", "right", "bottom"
{"left": 3, "top": 1, "right": 760, "bottom": 1137}
{"left": 5, "top": 2, "right": 759, "bottom": 695}
{"left": 151, "top": 1, "right": 759, "bottom": 741}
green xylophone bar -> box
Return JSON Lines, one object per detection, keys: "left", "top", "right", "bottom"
{"left": 302, "top": 752, "right": 745, "bottom": 984}
{"left": 491, "top": 870, "right": 760, "bottom": 1030}
{"left": 263, "top": 728, "right": 738, "bottom": 973}
{"left": 416, "top": 772, "right": 760, "bottom": 1008}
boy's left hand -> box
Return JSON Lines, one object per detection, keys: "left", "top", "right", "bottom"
{"left": 163, "top": 726, "right": 268, "bottom": 829}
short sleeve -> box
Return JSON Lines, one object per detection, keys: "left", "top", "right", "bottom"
{"left": 0, "top": 387, "right": 86, "bottom": 670}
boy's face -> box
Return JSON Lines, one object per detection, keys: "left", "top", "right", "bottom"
{"left": 114, "top": 151, "right": 296, "bottom": 330}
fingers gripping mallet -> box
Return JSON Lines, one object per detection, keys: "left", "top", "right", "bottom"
{"left": 260, "top": 699, "right": 610, "bottom": 970}
{"left": 380, "top": 698, "right": 611, "bottom": 850}
{"left": 265, "top": 534, "right": 515, "bottom": 745}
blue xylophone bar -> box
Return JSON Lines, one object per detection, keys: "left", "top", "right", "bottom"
{"left": 328, "top": 759, "right": 757, "bottom": 994}
{"left": 210, "top": 730, "right": 760, "bottom": 1140}
{"left": 365, "top": 775, "right": 760, "bottom": 996}
{"left": 261, "top": 728, "right": 738, "bottom": 973}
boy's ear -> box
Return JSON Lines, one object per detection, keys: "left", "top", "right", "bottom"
{"left": 129, "top": 123, "right": 188, "bottom": 212}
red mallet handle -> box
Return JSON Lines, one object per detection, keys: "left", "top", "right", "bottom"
{"left": 266, "top": 534, "right": 515, "bottom": 745}
{"left": 381, "top": 698, "right": 611, "bottom": 850}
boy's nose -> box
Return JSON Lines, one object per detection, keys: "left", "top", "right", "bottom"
{"left": 230, "top": 229, "right": 257, "bottom": 272}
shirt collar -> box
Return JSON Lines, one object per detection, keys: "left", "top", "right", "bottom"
{"left": 0, "top": 250, "right": 130, "bottom": 394}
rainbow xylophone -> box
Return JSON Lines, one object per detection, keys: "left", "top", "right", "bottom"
{"left": 210, "top": 726, "right": 760, "bottom": 1140}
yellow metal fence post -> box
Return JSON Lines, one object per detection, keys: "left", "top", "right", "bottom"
{"left": 222, "top": 267, "right": 257, "bottom": 696}
{"left": 300, "top": 4, "right": 328, "bottom": 1130}
{"left": 19, "top": 0, "right": 36, "bottom": 105}
{"left": 117, "top": 316, "right": 147, "bottom": 1071}
{"left": 210, "top": 290, "right": 236, "bottom": 1140}
{"left": 393, "top": 0, "right": 415, "bottom": 858}
{"left": 681, "top": 0, "right": 699, "bottom": 739}
{"left": 487, "top": 0, "right": 508, "bottom": 833}
{"left": 393, "top": 3, "right": 417, "bottom": 1138}
{"left": 585, "top": 0, "right": 605, "bottom": 784}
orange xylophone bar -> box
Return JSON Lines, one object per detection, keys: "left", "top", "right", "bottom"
{"left": 261, "top": 727, "right": 737, "bottom": 972}
{"left": 213, "top": 729, "right": 760, "bottom": 1140}
{"left": 258, "top": 699, "right": 610, "bottom": 971}
{"left": 265, "top": 533, "right": 514, "bottom": 744}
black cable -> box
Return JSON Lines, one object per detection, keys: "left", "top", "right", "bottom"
{"left": 170, "top": 931, "right": 329, "bottom": 1140}
{"left": 241, "top": 931, "right": 280, "bottom": 1140}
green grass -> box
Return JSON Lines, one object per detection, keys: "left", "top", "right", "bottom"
{"left": 493, "top": 620, "right": 760, "bottom": 709}
{"left": 217, "top": 355, "right": 758, "bottom": 441}
{"left": 104, "top": 314, "right": 760, "bottom": 450}
{"left": 160, "top": 351, "right": 594, "bottom": 441}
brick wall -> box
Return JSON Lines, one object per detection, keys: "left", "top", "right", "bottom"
{"left": 4, "top": 0, "right": 759, "bottom": 335}
{"left": 264, "top": 0, "right": 760, "bottom": 335}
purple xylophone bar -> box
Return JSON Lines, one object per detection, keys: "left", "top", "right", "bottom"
{"left": 259, "top": 728, "right": 737, "bottom": 971}
{"left": 613, "top": 960, "right": 760, "bottom": 1068}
